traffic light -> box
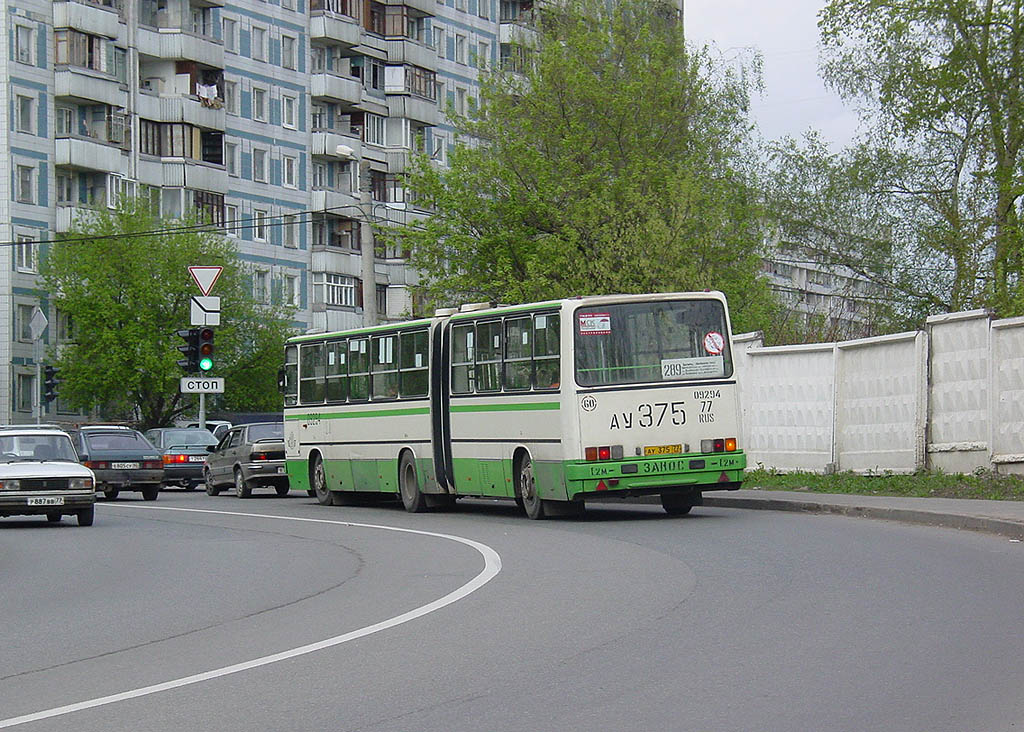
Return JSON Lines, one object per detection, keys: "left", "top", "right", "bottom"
{"left": 43, "top": 365, "right": 60, "bottom": 405}
{"left": 197, "top": 327, "right": 214, "bottom": 372}
{"left": 177, "top": 328, "right": 199, "bottom": 373}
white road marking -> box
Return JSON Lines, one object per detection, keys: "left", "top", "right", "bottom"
{"left": 0, "top": 505, "right": 503, "bottom": 729}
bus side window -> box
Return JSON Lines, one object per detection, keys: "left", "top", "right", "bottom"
{"left": 399, "top": 329, "right": 429, "bottom": 398}
{"left": 299, "top": 342, "right": 326, "bottom": 403}
{"left": 371, "top": 334, "right": 398, "bottom": 399}
{"left": 475, "top": 320, "right": 502, "bottom": 392}
{"left": 451, "top": 324, "right": 474, "bottom": 394}
{"left": 349, "top": 337, "right": 370, "bottom": 401}
{"left": 325, "top": 340, "right": 348, "bottom": 402}
{"left": 534, "top": 313, "right": 560, "bottom": 389}
{"left": 283, "top": 345, "right": 298, "bottom": 406}
{"left": 504, "top": 316, "right": 532, "bottom": 390}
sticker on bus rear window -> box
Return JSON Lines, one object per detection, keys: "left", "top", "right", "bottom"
{"left": 578, "top": 312, "right": 611, "bottom": 335}
{"left": 703, "top": 331, "right": 725, "bottom": 355}
{"left": 661, "top": 357, "right": 724, "bottom": 379}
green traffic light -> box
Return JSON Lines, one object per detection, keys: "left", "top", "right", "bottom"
{"left": 199, "top": 357, "right": 214, "bottom": 372}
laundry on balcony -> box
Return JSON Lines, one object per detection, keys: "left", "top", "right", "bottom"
{"left": 196, "top": 83, "right": 223, "bottom": 108}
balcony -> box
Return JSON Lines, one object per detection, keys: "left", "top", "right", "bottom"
{"left": 311, "top": 188, "right": 360, "bottom": 215}
{"left": 159, "top": 159, "right": 228, "bottom": 192}
{"left": 310, "top": 13, "right": 361, "bottom": 47}
{"left": 311, "top": 131, "right": 362, "bottom": 159}
{"left": 310, "top": 72, "right": 363, "bottom": 105}
{"left": 55, "top": 205, "right": 100, "bottom": 233}
{"left": 54, "top": 68, "right": 126, "bottom": 106}
{"left": 136, "top": 26, "right": 223, "bottom": 68}
{"left": 53, "top": 0, "right": 123, "bottom": 39}
{"left": 55, "top": 137, "right": 125, "bottom": 172}
{"left": 386, "top": 94, "right": 438, "bottom": 126}
{"left": 136, "top": 91, "right": 225, "bottom": 130}
{"left": 386, "top": 39, "right": 437, "bottom": 70}
{"left": 385, "top": 0, "right": 436, "bottom": 15}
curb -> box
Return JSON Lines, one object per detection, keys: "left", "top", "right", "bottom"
{"left": 702, "top": 494, "right": 1024, "bottom": 541}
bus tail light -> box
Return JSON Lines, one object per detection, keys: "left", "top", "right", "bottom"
{"left": 585, "top": 445, "right": 622, "bottom": 461}
{"left": 700, "top": 439, "right": 735, "bottom": 453}
{"left": 585, "top": 447, "right": 598, "bottom": 461}
{"left": 598, "top": 446, "right": 611, "bottom": 460}
{"left": 725, "top": 438, "right": 737, "bottom": 452}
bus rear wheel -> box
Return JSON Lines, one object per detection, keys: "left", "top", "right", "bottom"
{"left": 399, "top": 452, "right": 427, "bottom": 513}
{"left": 661, "top": 490, "right": 699, "bottom": 516}
{"left": 312, "top": 456, "right": 335, "bottom": 506}
{"left": 517, "top": 454, "right": 546, "bottom": 520}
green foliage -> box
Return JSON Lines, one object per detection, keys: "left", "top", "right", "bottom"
{"left": 746, "top": 467, "right": 1024, "bottom": 501}
{"left": 40, "top": 198, "right": 293, "bottom": 429}
{"left": 818, "top": 0, "right": 1024, "bottom": 318}
{"left": 391, "top": 0, "right": 781, "bottom": 332}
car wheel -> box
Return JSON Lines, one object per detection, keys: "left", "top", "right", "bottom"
{"left": 399, "top": 451, "right": 427, "bottom": 513}
{"left": 103, "top": 489, "right": 119, "bottom": 501}
{"left": 185, "top": 482, "right": 197, "bottom": 492}
{"left": 141, "top": 485, "right": 159, "bottom": 501}
{"left": 46, "top": 512, "right": 62, "bottom": 524}
{"left": 77, "top": 506, "right": 95, "bottom": 526}
{"left": 234, "top": 469, "right": 251, "bottom": 498}
{"left": 517, "top": 454, "right": 547, "bottom": 520}
{"left": 204, "top": 468, "right": 220, "bottom": 496}
{"left": 275, "top": 485, "right": 290, "bottom": 497}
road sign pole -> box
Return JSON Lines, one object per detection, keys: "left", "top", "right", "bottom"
{"left": 199, "top": 392, "right": 206, "bottom": 432}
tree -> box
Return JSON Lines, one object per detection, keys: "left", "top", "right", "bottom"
{"left": 819, "top": 0, "right": 1024, "bottom": 316}
{"left": 41, "top": 198, "right": 294, "bottom": 429}
{"left": 390, "top": 0, "right": 781, "bottom": 335}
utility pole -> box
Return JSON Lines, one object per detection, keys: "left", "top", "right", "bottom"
{"left": 359, "top": 160, "right": 378, "bottom": 327}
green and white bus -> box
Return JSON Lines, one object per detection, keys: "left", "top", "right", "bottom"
{"left": 282, "top": 292, "right": 745, "bottom": 518}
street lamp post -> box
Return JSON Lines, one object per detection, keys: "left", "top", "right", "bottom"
{"left": 358, "top": 160, "right": 378, "bottom": 326}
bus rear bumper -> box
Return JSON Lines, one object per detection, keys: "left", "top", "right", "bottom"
{"left": 563, "top": 453, "right": 745, "bottom": 501}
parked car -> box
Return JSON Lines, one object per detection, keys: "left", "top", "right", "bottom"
{"left": 204, "top": 422, "right": 289, "bottom": 498}
{"left": 0, "top": 426, "right": 97, "bottom": 525}
{"left": 185, "top": 420, "right": 232, "bottom": 440}
{"left": 67, "top": 425, "right": 163, "bottom": 501}
{"left": 144, "top": 428, "right": 218, "bottom": 490}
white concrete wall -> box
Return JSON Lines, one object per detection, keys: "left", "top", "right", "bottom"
{"left": 991, "top": 316, "right": 1024, "bottom": 475}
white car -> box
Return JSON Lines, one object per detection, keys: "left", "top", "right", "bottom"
{"left": 0, "top": 427, "right": 97, "bottom": 526}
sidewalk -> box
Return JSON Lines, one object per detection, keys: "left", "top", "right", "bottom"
{"left": 702, "top": 489, "right": 1024, "bottom": 540}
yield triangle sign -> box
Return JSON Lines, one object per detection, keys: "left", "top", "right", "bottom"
{"left": 189, "top": 266, "right": 223, "bottom": 296}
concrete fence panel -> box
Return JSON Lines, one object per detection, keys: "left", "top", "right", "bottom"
{"left": 991, "top": 316, "right": 1024, "bottom": 474}
{"left": 926, "top": 310, "right": 991, "bottom": 473}
{"left": 835, "top": 332, "right": 927, "bottom": 474}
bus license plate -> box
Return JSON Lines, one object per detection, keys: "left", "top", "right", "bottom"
{"left": 28, "top": 496, "right": 64, "bottom": 506}
{"left": 111, "top": 462, "right": 139, "bottom": 470}
{"left": 644, "top": 444, "right": 682, "bottom": 456}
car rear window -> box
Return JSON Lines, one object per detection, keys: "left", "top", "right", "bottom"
{"left": 84, "top": 432, "right": 152, "bottom": 451}
{"left": 163, "top": 429, "right": 217, "bottom": 446}
{"left": 247, "top": 424, "right": 283, "bottom": 441}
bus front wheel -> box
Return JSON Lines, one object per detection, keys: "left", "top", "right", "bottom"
{"left": 517, "top": 454, "right": 546, "bottom": 520}
{"left": 399, "top": 452, "right": 427, "bottom": 513}
{"left": 312, "top": 456, "right": 335, "bottom": 506}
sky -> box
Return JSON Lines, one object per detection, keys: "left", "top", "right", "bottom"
{"left": 684, "top": 0, "right": 862, "bottom": 149}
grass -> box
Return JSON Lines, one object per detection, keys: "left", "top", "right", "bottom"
{"left": 745, "top": 467, "right": 1024, "bottom": 501}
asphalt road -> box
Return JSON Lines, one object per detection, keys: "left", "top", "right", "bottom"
{"left": 2, "top": 491, "right": 1023, "bottom": 732}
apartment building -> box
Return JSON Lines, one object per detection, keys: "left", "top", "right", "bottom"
{"left": 0, "top": 0, "right": 482, "bottom": 423}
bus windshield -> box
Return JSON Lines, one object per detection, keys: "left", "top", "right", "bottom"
{"left": 574, "top": 299, "right": 732, "bottom": 386}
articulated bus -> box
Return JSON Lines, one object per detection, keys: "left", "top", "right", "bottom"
{"left": 282, "top": 292, "right": 745, "bottom": 519}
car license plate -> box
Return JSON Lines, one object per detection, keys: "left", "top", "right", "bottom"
{"left": 277, "top": 466, "right": 286, "bottom": 474}
{"left": 111, "top": 462, "right": 139, "bottom": 470}
{"left": 188, "top": 456, "right": 205, "bottom": 462}
{"left": 644, "top": 444, "right": 682, "bottom": 456}
{"left": 28, "top": 496, "right": 64, "bottom": 506}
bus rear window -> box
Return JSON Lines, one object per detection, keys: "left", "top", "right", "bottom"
{"left": 574, "top": 300, "right": 732, "bottom": 386}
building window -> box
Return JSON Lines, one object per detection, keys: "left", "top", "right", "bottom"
{"left": 223, "top": 18, "right": 238, "bottom": 52}
{"left": 405, "top": 66, "right": 436, "bottom": 100}
{"left": 16, "top": 165, "right": 34, "bottom": 204}
{"left": 253, "top": 270, "right": 270, "bottom": 303}
{"left": 16, "top": 96, "right": 34, "bottom": 134}
{"left": 370, "top": 169, "right": 387, "bottom": 201}
{"left": 376, "top": 284, "right": 387, "bottom": 317}
{"left": 253, "top": 148, "right": 268, "bottom": 182}
{"left": 282, "top": 95, "right": 297, "bottom": 129}
{"left": 251, "top": 26, "right": 267, "bottom": 61}
{"left": 17, "top": 304, "right": 35, "bottom": 342}
{"left": 284, "top": 275, "right": 300, "bottom": 306}
{"left": 253, "top": 208, "right": 268, "bottom": 240}
{"left": 365, "top": 113, "right": 385, "bottom": 146}
{"left": 14, "top": 236, "right": 36, "bottom": 273}
{"left": 456, "top": 86, "right": 467, "bottom": 115}
{"left": 225, "top": 142, "right": 238, "bottom": 176}
{"left": 55, "top": 30, "right": 104, "bottom": 72}
{"left": 366, "top": 59, "right": 385, "bottom": 91}
{"left": 15, "top": 373, "right": 34, "bottom": 412}
{"left": 283, "top": 214, "right": 298, "bottom": 247}
{"left": 478, "top": 0, "right": 490, "bottom": 19}
{"left": 225, "top": 203, "right": 239, "bottom": 236}
{"left": 57, "top": 173, "right": 74, "bottom": 204}
{"left": 312, "top": 162, "right": 327, "bottom": 188}
{"left": 56, "top": 309, "right": 74, "bottom": 343}
{"left": 311, "top": 104, "right": 326, "bottom": 130}
{"left": 15, "top": 26, "right": 33, "bottom": 65}
{"left": 252, "top": 87, "right": 267, "bottom": 122}
{"left": 224, "top": 81, "right": 239, "bottom": 115}
{"left": 283, "top": 155, "right": 297, "bottom": 188}
{"left": 193, "top": 190, "right": 225, "bottom": 225}
{"left": 455, "top": 34, "right": 466, "bottom": 64}
{"left": 282, "top": 35, "right": 297, "bottom": 69}
{"left": 321, "top": 273, "right": 359, "bottom": 307}
{"left": 477, "top": 41, "right": 489, "bottom": 68}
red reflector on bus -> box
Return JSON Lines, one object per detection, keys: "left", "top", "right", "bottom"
{"left": 713, "top": 439, "right": 725, "bottom": 452}
{"left": 585, "top": 447, "right": 598, "bottom": 461}
{"left": 598, "top": 446, "right": 611, "bottom": 460}
{"left": 596, "top": 480, "right": 607, "bottom": 491}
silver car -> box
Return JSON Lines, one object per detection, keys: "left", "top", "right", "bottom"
{"left": 203, "top": 422, "right": 289, "bottom": 498}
